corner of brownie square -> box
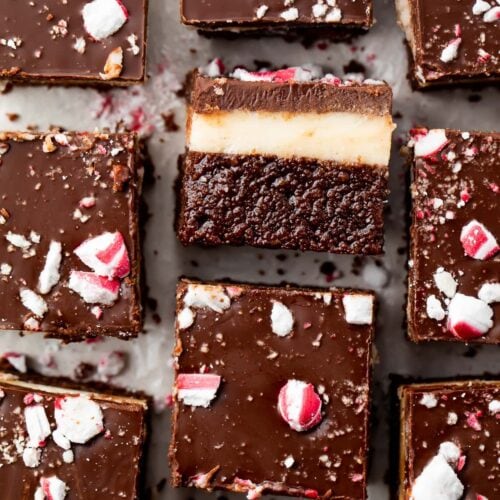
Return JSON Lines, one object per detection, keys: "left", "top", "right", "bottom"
{"left": 0, "top": 0, "right": 148, "bottom": 85}
{"left": 407, "top": 128, "right": 499, "bottom": 343}
{"left": 395, "top": 0, "right": 500, "bottom": 88}
{"left": 177, "top": 67, "right": 395, "bottom": 254}
{"left": 169, "top": 279, "right": 376, "bottom": 499}
{"left": 0, "top": 131, "right": 143, "bottom": 340}
{"left": 399, "top": 379, "right": 500, "bottom": 499}
{"left": 0, "top": 371, "right": 149, "bottom": 498}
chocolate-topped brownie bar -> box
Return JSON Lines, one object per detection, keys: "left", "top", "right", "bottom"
{"left": 177, "top": 66, "right": 395, "bottom": 254}
{"left": 395, "top": 0, "right": 500, "bottom": 88}
{"left": 407, "top": 128, "right": 499, "bottom": 343}
{"left": 399, "top": 380, "right": 500, "bottom": 500}
{"left": 170, "top": 279, "right": 376, "bottom": 499}
{"left": 0, "top": 0, "right": 147, "bottom": 85}
{"left": 0, "top": 371, "right": 148, "bottom": 499}
{"left": 0, "top": 132, "right": 142, "bottom": 339}
{"left": 181, "top": 0, "right": 373, "bottom": 36}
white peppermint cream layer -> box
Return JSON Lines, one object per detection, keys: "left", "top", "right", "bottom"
{"left": 188, "top": 110, "right": 394, "bottom": 166}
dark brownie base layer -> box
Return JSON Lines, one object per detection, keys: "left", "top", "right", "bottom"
{"left": 177, "top": 152, "right": 387, "bottom": 254}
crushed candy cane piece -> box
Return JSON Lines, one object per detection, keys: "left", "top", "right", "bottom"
{"left": 342, "top": 294, "right": 374, "bottom": 325}
{"left": 447, "top": 293, "right": 493, "bottom": 340}
{"left": 460, "top": 220, "right": 499, "bottom": 260}
{"left": 478, "top": 283, "right": 500, "bottom": 304}
{"left": 483, "top": 6, "right": 500, "bottom": 22}
{"left": 6, "top": 231, "right": 31, "bottom": 249}
{"left": 278, "top": 380, "right": 322, "bottom": 432}
{"left": 68, "top": 271, "right": 120, "bottom": 305}
{"left": 177, "top": 373, "right": 221, "bottom": 407}
{"left": 440, "top": 38, "right": 462, "bottom": 63}
{"left": 488, "top": 399, "right": 500, "bottom": 414}
{"left": 472, "top": 0, "right": 491, "bottom": 15}
{"left": 433, "top": 269, "right": 457, "bottom": 298}
{"left": 413, "top": 129, "right": 449, "bottom": 158}
{"left": 177, "top": 307, "right": 195, "bottom": 330}
{"left": 82, "top": 0, "right": 128, "bottom": 41}
{"left": 419, "top": 393, "right": 438, "bottom": 408}
{"left": 270, "top": 301, "right": 294, "bottom": 336}
{"left": 183, "top": 284, "right": 230, "bottom": 313}
{"left": 97, "top": 351, "right": 126, "bottom": 378}
{"left": 24, "top": 404, "right": 51, "bottom": 447}
{"left": 54, "top": 395, "right": 104, "bottom": 444}
{"left": 426, "top": 295, "right": 445, "bottom": 321}
{"left": 38, "top": 241, "right": 62, "bottom": 294}
{"left": 52, "top": 429, "right": 71, "bottom": 450}
{"left": 35, "top": 475, "right": 68, "bottom": 500}
{"left": 74, "top": 231, "right": 130, "bottom": 279}
{"left": 20, "top": 288, "right": 48, "bottom": 317}
{"left": 23, "top": 446, "right": 41, "bottom": 468}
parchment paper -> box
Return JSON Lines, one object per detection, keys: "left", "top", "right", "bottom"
{"left": 0, "top": 0, "right": 498, "bottom": 498}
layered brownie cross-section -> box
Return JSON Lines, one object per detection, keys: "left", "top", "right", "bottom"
{"left": 181, "top": 0, "right": 373, "bottom": 37}
{"left": 0, "top": 0, "right": 148, "bottom": 85}
{"left": 399, "top": 380, "right": 500, "bottom": 500}
{"left": 177, "top": 67, "right": 395, "bottom": 254}
{"left": 170, "top": 279, "right": 376, "bottom": 499}
{"left": 0, "top": 132, "right": 142, "bottom": 339}
{"left": 407, "top": 128, "right": 499, "bottom": 343}
{"left": 395, "top": 0, "right": 500, "bottom": 88}
{"left": 0, "top": 371, "right": 148, "bottom": 499}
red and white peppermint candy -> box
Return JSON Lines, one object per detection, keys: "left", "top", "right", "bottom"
{"left": 460, "top": 220, "right": 499, "bottom": 260}
{"left": 82, "top": 0, "right": 128, "bottom": 41}
{"left": 412, "top": 128, "right": 449, "bottom": 158}
{"left": 38, "top": 241, "right": 62, "bottom": 294}
{"left": 176, "top": 373, "right": 221, "bottom": 407}
{"left": 231, "top": 66, "right": 319, "bottom": 83}
{"left": 54, "top": 395, "right": 104, "bottom": 444}
{"left": 24, "top": 404, "right": 51, "bottom": 447}
{"left": 35, "top": 475, "right": 68, "bottom": 500}
{"left": 447, "top": 293, "right": 493, "bottom": 340}
{"left": 278, "top": 380, "right": 322, "bottom": 432}
{"left": 74, "top": 231, "right": 130, "bottom": 279}
{"left": 68, "top": 271, "right": 120, "bottom": 305}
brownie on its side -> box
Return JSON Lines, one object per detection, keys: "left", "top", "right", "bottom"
{"left": 0, "top": 0, "right": 148, "bottom": 85}
{"left": 181, "top": 0, "right": 373, "bottom": 37}
{"left": 177, "top": 67, "right": 395, "bottom": 254}
{"left": 407, "top": 128, "right": 499, "bottom": 343}
{"left": 0, "top": 371, "right": 149, "bottom": 499}
{"left": 399, "top": 380, "right": 500, "bottom": 499}
{"left": 395, "top": 0, "right": 500, "bottom": 88}
{"left": 170, "top": 279, "right": 376, "bottom": 499}
{"left": 0, "top": 132, "right": 142, "bottom": 340}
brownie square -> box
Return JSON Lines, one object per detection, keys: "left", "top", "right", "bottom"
{"left": 0, "top": 132, "right": 142, "bottom": 339}
{"left": 170, "top": 279, "right": 375, "bottom": 499}
{"left": 181, "top": 0, "right": 373, "bottom": 36}
{"left": 407, "top": 128, "right": 499, "bottom": 343}
{"left": 399, "top": 380, "right": 500, "bottom": 499}
{"left": 0, "top": 371, "right": 148, "bottom": 499}
{"left": 0, "top": 0, "right": 148, "bottom": 85}
{"left": 177, "top": 68, "right": 394, "bottom": 254}
{"left": 395, "top": 0, "right": 500, "bottom": 88}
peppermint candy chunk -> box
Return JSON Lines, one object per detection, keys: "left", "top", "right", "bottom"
{"left": 483, "top": 6, "right": 500, "bottom": 22}
{"left": 488, "top": 399, "right": 500, "bottom": 415}
{"left": 68, "top": 271, "right": 120, "bottom": 305}
{"left": 447, "top": 293, "right": 493, "bottom": 340}
{"left": 342, "top": 294, "right": 374, "bottom": 325}
{"left": 183, "top": 284, "right": 230, "bottom": 313}
{"left": 20, "top": 288, "right": 48, "bottom": 318}
{"left": 426, "top": 295, "right": 445, "bottom": 321}
{"left": 54, "top": 395, "right": 104, "bottom": 444}
{"left": 460, "top": 220, "right": 499, "bottom": 260}
{"left": 23, "top": 446, "right": 41, "bottom": 468}
{"left": 74, "top": 231, "right": 130, "bottom": 279}
{"left": 440, "top": 38, "right": 462, "bottom": 63}
{"left": 472, "top": 0, "right": 491, "bottom": 15}
{"left": 24, "top": 404, "right": 51, "bottom": 447}
{"left": 177, "top": 307, "right": 195, "bottom": 330}
{"left": 38, "top": 241, "right": 62, "bottom": 294}
{"left": 478, "top": 283, "right": 500, "bottom": 304}
{"left": 278, "top": 380, "right": 322, "bottom": 432}
{"left": 413, "top": 129, "right": 449, "bottom": 158}
{"left": 176, "top": 373, "right": 221, "bottom": 407}
{"left": 97, "top": 351, "right": 126, "bottom": 379}
{"left": 270, "top": 301, "right": 294, "bottom": 337}
{"left": 35, "top": 475, "right": 68, "bottom": 500}
{"left": 82, "top": 0, "right": 128, "bottom": 41}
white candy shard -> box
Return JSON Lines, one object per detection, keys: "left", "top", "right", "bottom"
{"left": 52, "top": 428, "right": 71, "bottom": 450}
{"left": 23, "top": 446, "right": 41, "bottom": 468}
{"left": 35, "top": 476, "right": 68, "bottom": 500}
{"left": 20, "top": 288, "right": 48, "bottom": 317}
{"left": 24, "top": 404, "right": 51, "bottom": 447}
{"left": 38, "top": 241, "right": 62, "bottom": 294}
{"left": 426, "top": 295, "right": 445, "bottom": 321}
{"left": 472, "top": 0, "right": 491, "bottom": 15}
{"left": 483, "top": 6, "right": 500, "bottom": 22}
{"left": 183, "top": 284, "right": 230, "bottom": 313}
{"left": 478, "top": 283, "right": 500, "bottom": 304}
{"left": 280, "top": 7, "right": 299, "bottom": 20}
{"left": 6, "top": 231, "right": 31, "bottom": 249}
{"left": 177, "top": 373, "right": 221, "bottom": 407}
{"left": 68, "top": 271, "right": 120, "bottom": 305}
{"left": 438, "top": 442, "right": 461, "bottom": 464}
{"left": 62, "top": 450, "right": 74, "bottom": 463}
{"left": 488, "top": 399, "right": 500, "bottom": 414}
{"left": 82, "top": 0, "right": 128, "bottom": 40}
{"left": 413, "top": 129, "right": 448, "bottom": 158}
{"left": 447, "top": 293, "right": 493, "bottom": 340}
{"left": 433, "top": 270, "right": 457, "bottom": 298}
{"left": 419, "top": 393, "right": 438, "bottom": 408}
{"left": 342, "top": 294, "right": 374, "bottom": 325}
{"left": 177, "top": 307, "right": 195, "bottom": 330}
{"left": 54, "top": 396, "right": 104, "bottom": 444}
{"left": 270, "top": 301, "right": 294, "bottom": 337}
{"left": 440, "top": 38, "right": 462, "bottom": 63}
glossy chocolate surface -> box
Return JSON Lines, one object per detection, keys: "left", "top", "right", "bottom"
{"left": 401, "top": 0, "right": 500, "bottom": 87}
{"left": 0, "top": 0, "right": 147, "bottom": 84}
{"left": 0, "top": 132, "right": 142, "bottom": 339}
{"left": 408, "top": 129, "right": 499, "bottom": 343}
{"left": 182, "top": 0, "right": 372, "bottom": 29}
{"left": 170, "top": 280, "right": 375, "bottom": 499}
{"left": 0, "top": 372, "right": 148, "bottom": 499}
{"left": 400, "top": 381, "right": 500, "bottom": 499}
